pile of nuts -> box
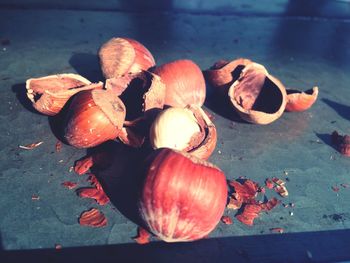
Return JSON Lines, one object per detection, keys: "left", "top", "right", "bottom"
{"left": 25, "top": 37, "right": 319, "bottom": 242}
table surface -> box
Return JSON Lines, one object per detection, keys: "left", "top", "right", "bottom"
{"left": 1, "top": 4, "right": 350, "bottom": 263}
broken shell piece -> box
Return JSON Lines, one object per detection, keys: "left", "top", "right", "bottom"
{"left": 221, "top": 216, "right": 233, "bottom": 225}
{"left": 64, "top": 89, "right": 126, "bottom": 148}
{"left": 26, "top": 74, "right": 101, "bottom": 116}
{"left": 61, "top": 181, "right": 77, "bottom": 190}
{"left": 188, "top": 106, "right": 217, "bottom": 160}
{"left": 272, "top": 177, "right": 286, "bottom": 186}
{"left": 228, "top": 63, "right": 287, "bottom": 125}
{"left": 106, "top": 71, "right": 166, "bottom": 125}
{"left": 270, "top": 227, "right": 284, "bottom": 234}
{"left": 270, "top": 177, "right": 289, "bottom": 197}
{"left": 275, "top": 185, "right": 289, "bottom": 197}
{"left": 228, "top": 179, "right": 259, "bottom": 203}
{"left": 332, "top": 131, "right": 350, "bottom": 157}
{"left": 55, "top": 244, "right": 62, "bottom": 250}
{"left": 78, "top": 173, "right": 110, "bottom": 205}
{"left": 285, "top": 87, "right": 319, "bottom": 112}
{"left": 78, "top": 187, "right": 110, "bottom": 205}
{"left": 331, "top": 185, "right": 340, "bottom": 192}
{"left": 204, "top": 58, "right": 252, "bottom": 94}
{"left": 260, "top": 197, "right": 281, "bottom": 211}
{"left": 265, "top": 178, "right": 274, "bottom": 189}
{"left": 106, "top": 71, "right": 166, "bottom": 147}
{"left": 227, "top": 196, "right": 242, "bottom": 210}
{"left": 133, "top": 227, "right": 151, "bottom": 245}
{"left": 19, "top": 141, "right": 43, "bottom": 150}
{"left": 99, "top": 37, "right": 155, "bottom": 79}
{"left": 79, "top": 208, "right": 107, "bottom": 227}
{"left": 236, "top": 204, "right": 262, "bottom": 226}
{"left": 118, "top": 126, "right": 145, "bottom": 148}
{"left": 74, "top": 152, "right": 113, "bottom": 175}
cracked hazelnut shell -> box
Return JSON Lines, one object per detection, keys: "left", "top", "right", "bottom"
{"left": 228, "top": 62, "right": 287, "bottom": 125}
{"left": 106, "top": 71, "right": 165, "bottom": 125}
{"left": 152, "top": 59, "right": 206, "bottom": 108}
{"left": 26, "top": 74, "right": 102, "bottom": 116}
{"left": 149, "top": 105, "right": 217, "bottom": 160}
{"left": 106, "top": 71, "right": 166, "bottom": 147}
{"left": 64, "top": 89, "right": 126, "bottom": 148}
{"left": 204, "top": 58, "right": 252, "bottom": 94}
{"left": 188, "top": 106, "right": 217, "bottom": 160}
{"left": 99, "top": 37, "right": 155, "bottom": 79}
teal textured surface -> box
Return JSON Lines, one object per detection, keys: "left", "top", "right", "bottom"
{"left": 0, "top": 5, "right": 350, "bottom": 262}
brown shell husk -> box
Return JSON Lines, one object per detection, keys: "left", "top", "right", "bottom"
{"left": 152, "top": 59, "right": 206, "bottom": 108}
{"left": 285, "top": 86, "right": 319, "bottom": 112}
{"left": 124, "top": 38, "right": 156, "bottom": 73}
{"left": 104, "top": 74, "right": 133, "bottom": 96}
{"left": 332, "top": 131, "right": 350, "bottom": 157}
{"left": 26, "top": 73, "right": 101, "bottom": 116}
{"left": 99, "top": 38, "right": 136, "bottom": 79}
{"left": 204, "top": 58, "right": 252, "bottom": 94}
{"left": 99, "top": 38, "right": 155, "bottom": 79}
{"left": 106, "top": 71, "right": 166, "bottom": 147}
{"left": 64, "top": 89, "right": 126, "bottom": 148}
{"left": 187, "top": 105, "right": 217, "bottom": 160}
{"left": 118, "top": 126, "right": 146, "bottom": 148}
{"left": 228, "top": 63, "right": 287, "bottom": 125}
{"left": 92, "top": 89, "right": 126, "bottom": 129}
{"left": 141, "top": 72, "right": 166, "bottom": 115}
{"left": 106, "top": 71, "right": 165, "bottom": 122}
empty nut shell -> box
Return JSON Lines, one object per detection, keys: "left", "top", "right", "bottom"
{"left": 26, "top": 74, "right": 102, "bottom": 116}
{"left": 204, "top": 58, "right": 252, "bottom": 94}
{"left": 99, "top": 37, "right": 155, "bottom": 79}
{"left": 106, "top": 71, "right": 165, "bottom": 125}
{"left": 106, "top": 71, "right": 166, "bottom": 147}
{"left": 228, "top": 62, "right": 287, "bottom": 125}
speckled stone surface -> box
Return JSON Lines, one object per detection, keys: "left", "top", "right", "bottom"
{"left": 1, "top": 4, "right": 350, "bottom": 263}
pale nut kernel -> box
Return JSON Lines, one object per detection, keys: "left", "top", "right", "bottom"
{"left": 150, "top": 107, "right": 201, "bottom": 151}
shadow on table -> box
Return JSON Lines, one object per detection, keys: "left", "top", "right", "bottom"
{"left": 283, "top": 0, "right": 328, "bottom": 17}
{"left": 204, "top": 95, "right": 244, "bottom": 123}
{"left": 322, "top": 98, "right": 350, "bottom": 122}
{"left": 1, "top": 229, "right": 350, "bottom": 263}
{"left": 315, "top": 132, "right": 338, "bottom": 152}
{"left": 270, "top": 0, "right": 326, "bottom": 55}
{"left": 118, "top": 0, "right": 174, "bottom": 47}
{"left": 204, "top": 84, "right": 246, "bottom": 123}
{"left": 118, "top": 0, "right": 173, "bottom": 12}
{"left": 69, "top": 53, "right": 104, "bottom": 83}
{"left": 47, "top": 110, "right": 70, "bottom": 145}
{"left": 11, "top": 83, "right": 40, "bottom": 115}
{"left": 270, "top": 0, "right": 350, "bottom": 67}
{"left": 0, "top": 231, "right": 2, "bottom": 251}
{"left": 75, "top": 141, "right": 152, "bottom": 226}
